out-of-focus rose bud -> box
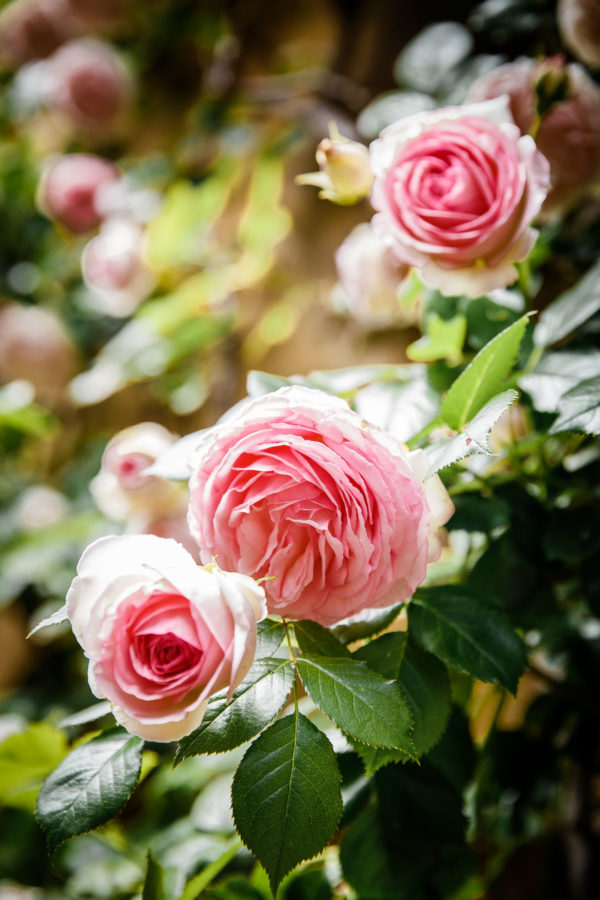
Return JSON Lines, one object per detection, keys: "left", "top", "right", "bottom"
{"left": 81, "top": 218, "right": 155, "bottom": 316}
{"left": 45, "top": 38, "right": 132, "bottom": 131}
{"left": 467, "top": 58, "right": 600, "bottom": 218}
{"left": 15, "top": 485, "right": 68, "bottom": 531}
{"left": 558, "top": 0, "right": 600, "bottom": 69}
{"left": 90, "top": 422, "right": 185, "bottom": 522}
{"left": 296, "top": 122, "right": 373, "bottom": 204}
{"left": 37, "top": 153, "right": 120, "bottom": 233}
{"left": 0, "top": 0, "right": 75, "bottom": 69}
{"left": 0, "top": 302, "right": 79, "bottom": 405}
{"left": 334, "top": 223, "right": 415, "bottom": 328}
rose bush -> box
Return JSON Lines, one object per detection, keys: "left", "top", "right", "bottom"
{"left": 66, "top": 534, "right": 267, "bottom": 741}
{"left": 187, "top": 385, "right": 453, "bottom": 626}
{"left": 370, "top": 97, "right": 550, "bottom": 297}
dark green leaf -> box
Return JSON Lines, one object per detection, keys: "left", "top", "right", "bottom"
{"left": 332, "top": 603, "right": 404, "bottom": 644}
{"left": 231, "top": 712, "right": 342, "bottom": 895}
{"left": 175, "top": 658, "right": 294, "bottom": 761}
{"left": 448, "top": 492, "right": 510, "bottom": 534}
{"left": 550, "top": 376, "right": 600, "bottom": 435}
{"left": 441, "top": 314, "right": 529, "bottom": 430}
{"left": 353, "top": 632, "right": 407, "bottom": 680}
{"left": 534, "top": 260, "right": 600, "bottom": 348}
{"left": 294, "top": 621, "right": 351, "bottom": 658}
{"left": 36, "top": 729, "right": 143, "bottom": 852}
{"left": 339, "top": 805, "right": 403, "bottom": 900}
{"left": 256, "top": 619, "right": 287, "bottom": 657}
{"left": 143, "top": 852, "right": 166, "bottom": 900}
{"left": 409, "top": 587, "right": 527, "bottom": 694}
{"left": 295, "top": 655, "right": 414, "bottom": 754}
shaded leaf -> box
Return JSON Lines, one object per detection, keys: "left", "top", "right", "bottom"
{"left": 534, "top": 260, "right": 600, "bottom": 348}
{"left": 143, "top": 853, "right": 166, "bottom": 900}
{"left": 294, "top": 621, "right": 351, "bottom": 659}
{"left": 550, "top": 376, "right": 600, "bottom": 436}
{"left": 332, "top": 603, "right": 404, "bottom": 645}
{"left": 256, "top": 619, "right": 287, "bottom": 658}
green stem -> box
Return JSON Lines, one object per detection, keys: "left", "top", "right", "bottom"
{"left": 177, "top": 837, "right": 242, "bottom": 900}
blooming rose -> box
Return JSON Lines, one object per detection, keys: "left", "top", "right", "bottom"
{"left": 558, "top": 0, "right": 600, "bottom": 69}
{"left": 90, "top": 422, "right": 184, "bottom": 522}
{"left": 335, "top": 222, "right": 414, "bottom": 327}
{"left": 66, "top": 534, "right": 267, "bottom": 741}
{"left": 370, "top": 97, "right": 550, "bottom": 298}
{"left": 467, "top": 58, "right": 600, "bottom": 219}
{"left": 187, "top": 386, "right": 453, "bottom": 626}
{"left": 37, "top": 154, "right": 120, "bottom": 234}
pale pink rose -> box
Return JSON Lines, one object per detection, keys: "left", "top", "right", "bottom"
{"left": 558, "top": 0, "right": 600, "bottom": 69}
{"left": 37, "top": 153, "right": 120, "bottom": 234}
{"left": 187, "top": 386, "right": 453, "bottom": 626}
{"left": 90, "top": 422, "right": 184, "bottom": 522}
{"left": 370, "top": 97, "right": 550, "bottom": 298}
{"left": 468, "top": 59, "right": 600, "bottom": 218}
{"left": 81, "top": 218, "right": 155, "bottom": 316}
{"left": 66, "top": 534, "right": 267, "bottom": 741}
{"left": 335, "top": 222, "right": 414, "bottom": 327}
{"left": 45, "top": 38, "right": 131, "bottom": 129}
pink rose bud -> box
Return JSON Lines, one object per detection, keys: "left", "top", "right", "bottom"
{"left": 90, "top": 422, "right": 184, "bottom": 522}
{"left": 296, "top": 122, "right": 373, "bottom": 204}
{"left": 187, "top": 386, "right": 453, "bottom": 626}
{"left": 0, "top": 0, "right": 76, "bottom": 69}
{"left": 0, "top": 302, "right": 79, "bottom": 404}
{"left": 468, "top": 58, "right": 600, "bottom": 219}
{"left": 369, "top": 97, "right": 550, "bottom": 298}
{"left": 37, "top": 153, "right": 120, "bottom": 233}
{"left": 81, "top": 218, "right": 155, "bottom": 316}
{"left": 66, "top": 534, "right": 267, "bottom": 740}
{"left": 335, "top": 222, "right": 414, "bottom": 328}
{"left": 45, "top": 37, "right": 131, "bottom": 129}
{"left": 558, "top": 0, "right": 600, "bottom": 69}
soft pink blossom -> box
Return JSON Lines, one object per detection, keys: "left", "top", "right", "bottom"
{"left": 370, "top": 97, "right": 550, "bottom": 297}
{"left": 37, "top": 153, "right": 120, "bottom": 234}
{"left": 66, "top": 534, "right": 267, "bottom": 741}
{"left": 81, "top": 218, "right": 155, "bottom": 316}
{"left": 187, "top": 386, "right": 453, "bottom": 626}
{"left": 468, "top": 58, "right": 600, "bottom": 218}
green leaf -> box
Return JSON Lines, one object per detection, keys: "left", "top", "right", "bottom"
{"left": 256, "top": 619, "right": 287, "bottom": 657}
{"left": 294, "top": 621, "right": 351, "bottom": 658}
{"left": 520, "top": 349, "right": 600, "bottom": 413}
{"left": 534, "top": 260, "right": 600, "bottom": 348}
{"left": 143, "top": 853, "right": 166, "bottom": 900}
{"left": 408, "top": 587, "right": 527, "bottom": 694}
{"left": 550, "top": 376, "right": 600, "bottom": 436}
{"left": 175, "top": 658, "right": 295, "bottom": 761}
{"left": 353, "top": 377, "right": 439, "bottom": 443}
{"left": 332, "top": 603, "right": 404, "bottom": 644}
{"left": 0, "top": 723, "right": 68, "bottom": 811}
{"left": 441, "top": 314, "right": 529, "bottom": 430}
{"left": 407, "top": 313, "right": 467, "bottom": 363}
{"left": 231, "top": 712, "right": 342, "bottom": 895}
{"left": 36, "top": 729, "right": 143, "bottom": 852}
{"left": 353, "top": 632, "right": 407, "bottom": 680}
{"left": 423, "top": 390, "right": 518, "bottom": 477}
{"left": 295, "top": 655, "right": 414, "bottom": 753}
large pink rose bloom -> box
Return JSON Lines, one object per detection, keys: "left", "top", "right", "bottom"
{"left": 187, "top": 386, "right": 452, "bottom": 626}
{"left": 370, "top": 97, "right": 550, "bottom": 298}
{"left": 66, "top": 534, "right": 267, "bottom": 741}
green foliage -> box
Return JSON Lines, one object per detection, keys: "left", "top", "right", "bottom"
{"left": 143, "top": 853, "right": 167, "bottom": 900}
{"left": 407, "top": 312, "right": 467, "bottom": 363}
{"left": 174, "top": 658, "right": 295, "bottom": 760}
{"left": 294, "top": 621, "right": 351, "bottom": 658}
{"left": 256, "top": 619, "right": 287, "bottom": 657}
{"left": 36, "top": 729, "right": 143, "bottom": 853}
{"left": 409, "top": 587, "right": 527, "bottom": 694}
{"left": 231, "top": 712, "right": 343, "bottom": 895}
{"left": 441, "top": 314, "right": 530, "bottom": 430}
{"left": 534, "top": 260, "right": 600, "bottom": 348}
{"left": 0, "top": 723, "right": 68, "bottom": 811}
{"left": 550, "top": 376, "right": 600, "bottom": 435}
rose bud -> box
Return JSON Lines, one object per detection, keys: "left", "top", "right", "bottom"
{"left": 187, "top": 385, "right": 453, "bottom": 626}
{"left": 37, "top": 153, "right": 120, "bottom": 233}
{"left": 0, "top": 0, "right": 75, "bottom": 69}
{"left": 90, "top": 422, "right": 184, "bottom": 522}
{"left": 369, "top": 97, "right": 549, "bottom": 298}
{"left": 45, "top": 37, "right": 132, "bottom": 130}
{"left": 296, "top": 122, "right": 373, "bottom": 204}
{"left": 335, "top": 222, "right": 415, "bottom": 328}
{"left": 66, "top": 534, "right": 267, "bottom": 741}
{"left": 81, "top": 218, "right": 155, "bottom": 316}
{"left": 558, "top": 0, "right": 600, "bottom": 69}
{"left": 467, "top": 58, "right": 600, "bottom": 219}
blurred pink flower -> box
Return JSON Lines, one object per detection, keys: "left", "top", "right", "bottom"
{"left": 37, "top": 153, "right": 120, "bottom": 233}
{"left": 81, "top": 218, "right": 155, "bottom": 316}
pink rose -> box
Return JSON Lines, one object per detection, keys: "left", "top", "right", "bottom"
{"left": 37, "top": 153, "right": 120, "bottom": 234}
{"left": 81, "top": 218, "right": 155, "bottom": 316}
{"left": 335, "top": 222, "right": 414, "bottom": 327}
{"left": 66, "top": 534, "right": 267, "bottom": 741}
{"left": 558, "top": 0, "right": 600, "bottom": 69}
{"left": 468, "top": 58, "right": 600, "bottom": 218}
{"left": 45, "top": 38, "right": 131, "bottom": 129}
{"left": 187, "top": 386, "right": 453, "bottom": 626}
{"left": 370, "top": 97, "right": 550, "bottom": 298}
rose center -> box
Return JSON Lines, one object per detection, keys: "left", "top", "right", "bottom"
{"left": 133, "top": 632, "right": 203, "bottom": 678}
